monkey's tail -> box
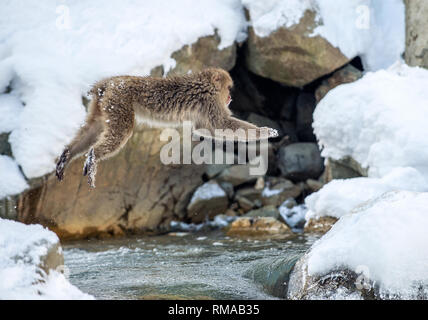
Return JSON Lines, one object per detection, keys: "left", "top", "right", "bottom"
{"left": 88, "top": 81, "right": 107, "bottom": 98}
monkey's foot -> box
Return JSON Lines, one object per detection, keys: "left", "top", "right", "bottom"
{"left": 56, "top": 148, "right": 70, "bottom": 181}
{"left": 83, "top": 147, "right": 97, "bottom": 188}
{"left": 261, "top": 127, "right": 279, "bottom": 139}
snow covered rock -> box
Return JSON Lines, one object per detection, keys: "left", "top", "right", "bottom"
{"left": 289, "top": 191, "right": 428, "bottom": 300}
{"left": 307, "top": 63, "right": 428, "bottom": 222}
{"left": 244, "top": 7, "right": 349, "bottom": 87}
{"left": 243, "top": 0, "right": 405, "bottom": 86}
{"left": 187, "top": 181, "right": 229, "bottom": 223}
{"left": 0, "top": 218, "right": 92, "bottom": 299}
{"left": 261, "top": 178, "right": 302, "bottom": 206}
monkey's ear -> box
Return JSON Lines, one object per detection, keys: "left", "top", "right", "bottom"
{"left": 211, "top": 72, "right": 223, "bottom": 90}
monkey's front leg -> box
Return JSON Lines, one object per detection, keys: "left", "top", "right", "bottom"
{"left": 83, "top": 147, "right": 97, "bottom": 188}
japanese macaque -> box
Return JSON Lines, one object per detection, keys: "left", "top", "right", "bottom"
{"left": 56, "top": 68, "right": 278, "bottom": 187}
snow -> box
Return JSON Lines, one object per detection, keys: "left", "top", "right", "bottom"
{"left": 307, "top": 191, "right": 428, "bottom": 299}
{"left": 243, "top": 0, "right": 405, "bottom": 71}
{"left": 0, "top": 218, "right": 92, "bottom": 299}
{"left": 306, "top": 167, "right": 428, "bottom": 220}
{"left": 189, "top": 181, "right": 227, "bottom": 205}
{"left": 0, "top": 155, "right": 28, "bottom": 199}
{"left": 0, "top": 0, "right": 246, "bottom": 192}
{"left": 314, "top": 63, "right": 428, "bottom": 178}
{"left": 307, "top": 63, "right": 428, "bottom": 220}
{"left": 242, "top": 0, "right": 313, "bottom": 37}
{"left": 279, "top": 201, "right": 307, "bottom": 230}
{"left": 261, "top": 185, "right": 283, "bottom": 197}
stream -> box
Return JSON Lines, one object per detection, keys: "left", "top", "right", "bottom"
{"left": 63, "top": 230, "right": 319, "bottom": 300}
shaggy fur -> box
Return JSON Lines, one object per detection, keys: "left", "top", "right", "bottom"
{"left": 56, "top": 68, "right": 278, "bottom": 187}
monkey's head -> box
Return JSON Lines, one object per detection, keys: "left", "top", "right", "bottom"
{"left": 202, "top": 68, "right": 233, "bottom": 107}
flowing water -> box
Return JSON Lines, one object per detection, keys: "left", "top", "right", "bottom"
{"left": 63, "top": 230, "right": 319, "bottom": 300}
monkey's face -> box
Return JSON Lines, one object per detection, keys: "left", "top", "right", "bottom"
{"left": 206, "top": 68, "right": 234, "bottom": 108}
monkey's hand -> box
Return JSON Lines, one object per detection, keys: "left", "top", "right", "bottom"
{"left": 56, "top": 148, "right": 70, "bottom": 181}
{"left": 83, "top": 147, "right": 97, "bottom": 188}
{"left": 261, "top": 127, "right": 279, "bottom": 139}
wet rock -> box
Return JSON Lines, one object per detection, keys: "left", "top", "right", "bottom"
{"left": 315, "top": 65, "right": 363, "bottom": 103}
{"left": 187, "top": 181, "right": 229, "bottom": 224}
{"left": 244, "top": 205, "right": 280, "bottom": 219}
{"left": 261, "top": 178, "right": 302, "bottom": 206}
{"left": 287, "top": 254, "right": 374, "bottom": 300}
{"left": 246, "top": 254, "right": 303, "bottom": 298}
{"left": 304, "top": 216, "right": 338, "bottom": 234}
{"left": 227, "top": 217, "right": 292, "bottom": 237}
{"left": 245, "top": 10, "right": 349, "bottom": 87}
{"left": 295, "top": 92, "right": 316, "bottom": 142}
{"left": 405, "top": 0, "right": 428, "bottom": 69}
{"left": 278, "top": 143, "right": 324, "bottom": 182}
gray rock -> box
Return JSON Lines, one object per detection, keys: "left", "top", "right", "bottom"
{"left": 245, "top": 205, "right": 280, "bottom": 219}
{"left": 217, "top": 164, "right": 261, "bottom": 187}
{"left": 0, "top": 133, "right": 12, "bottom": 156}
{"left": 278, "top": 143, "right": 324, "bottom": 182}
{"left": 324, "top": 157, "right": 367, "bottom": 183}
{"left": 219, "top": 181, "right": 234, "bottom": 200}
{"left": 235, "top": 187, "right": 262, "bottom": 202}
{"left": 236, "top": 196, "right": 255, "bottom": 212}
{"left": 245, "top": 10, "right": 349, "bottom": 87}
{"left": 205, "top": 164, "right": 231, "bottom": 179}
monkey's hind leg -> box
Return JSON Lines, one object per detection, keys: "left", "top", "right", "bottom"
{"left": 83, "top": 106, "right": 135, "bottom": 188}
{"left": 55, "top": 120, "right": 103, "bottom": 181}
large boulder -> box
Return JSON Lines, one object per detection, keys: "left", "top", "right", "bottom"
{"left": 245, "top": 10, "right": 350, "bottom": 87}
{"left": 278, "top": 143, "right": 324, "bottom": 182}
{"left": 17, "top": 128, "right": 206, "bottom": 240}
{"left": 405, "top": 0, "right": 428, "bottom": 69}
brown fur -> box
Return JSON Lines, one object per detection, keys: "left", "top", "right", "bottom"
{"left": 56, "top": 68, "right": 277, "bottom": 186}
